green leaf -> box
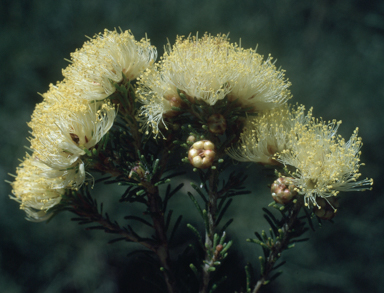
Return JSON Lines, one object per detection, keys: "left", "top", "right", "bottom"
{"left": 187, "top": 192, "right": 204, "bottom": 219}
{"left": 245, "top": 264, "right": 252, "bottom": 293}
{"left": 152, "top": 158, "right": 160, "bottom": 173}
{"left": 124, "top": 215, "right": 153, "bottom": 228}
{"left": 262, "top": 208, "right": 280, "bottom": 226}
{"left": 271, "top": 260, "right": 286, "bottom": 271}
{"left": 163, "top": 183, "right": 184, "bottom": 212}
{"left": 190, "top": 182, "right": 208, "bottom": 203}
{"left": 116, "top": 180, "right": 138, "bottom": 186}
{"left": 259, "top": 256, "right": 265, "bottom": 274}
{"left": 189, "top": 263, "right": 199, "bottom": 278}
{"left": 219, "top": 231, "right": 227, "bottom": 246}
{"left": 187, "top": 223, "right": 203, "bottom": 246}
{"left": 209, "top": 276, "right": 227, "bottom": 293}
{"left": 220, "top": 240, "right": 233, "bottom": 255}
{"left": 136, "top": 189, "right": 146, "bottom": 196}
{"left": 254, "top": 232, "right": 263, "bottom": 242}
{"left": 108, "top": 237, "right": 127, "bottom": 244}
{"left": 215, "top": 198, "right": 233, "bottom": 227}
{"left": 203, "top": 209, "right": 210, "bottom": 235}
{"left": 303, "top": 207, "right": 315, "bottom": 231}
{"left": 213, "top": 233, "right": 220, "bottom": 249}
{"left": 263, "top": 214, "right": 279, "bottom": 237}
{"left": 269, "top": 271, "right": 283, "bottom": 282}
{"left": 169, "top": 215, "right": 183, "bottom": 243}
{"left": 165, "top": 210, "right": 173, "bottom": 231}
{"left": 290, "top": 237, "right": 310, "bottom": 243}
{"left": 220, "top": 218, "right": 233, "bottom": 234}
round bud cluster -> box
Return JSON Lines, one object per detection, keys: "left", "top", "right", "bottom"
{"left": 271, "top": 177, "right": 297, "bottom": 204}
{"left": 313, "top": 197, "right": 339, "bottom": 220}
{"left": 207, "top": 114, "right": 227, "bottom": 134}
{"left": 188, "top": 140, "right": 216, "bottom": 169}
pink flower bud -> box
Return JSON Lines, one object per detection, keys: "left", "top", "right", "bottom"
{"left": 271, "top": 177, "right": 297, "bottom": 204}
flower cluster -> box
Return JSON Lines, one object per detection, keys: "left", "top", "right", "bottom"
{"left": 226, "top": 104, "right": 301, "bottom": 165}
{"left": 10, "top": 29, "right": 156, "bottom": 221}
{"left": 9, "top": 28, "right": 372, "bottom": 222}
{"left": 227, "top": 104, "right": 373, "bottom": 209}
{"left": 136, "top": 33, "right": 291, "bottom": 136}
{"left": 63, "top": 29, "right": 157, "bottom": 101}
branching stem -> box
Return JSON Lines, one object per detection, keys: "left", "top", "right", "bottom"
{"left": 94, "top": 213, "right": 156, "bottom": 250}
{"left": 252, "top": 197, "right": 304, "bottom": 293}
{"left": 200, "top": 169, "right": 219, "bottom": 293}
{"left": 146, "top": 185, "right": 177, "bottom": 293}
{"left": 143, "top": 140, "right": 178, "bottom": 293}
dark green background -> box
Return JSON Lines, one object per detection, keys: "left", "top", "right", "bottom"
{"left": 1, "top": 0, "right": 383, "bottom": 292}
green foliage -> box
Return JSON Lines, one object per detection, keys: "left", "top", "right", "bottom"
{"left": 245, "top": 198, "right": 311, "bottom": 291}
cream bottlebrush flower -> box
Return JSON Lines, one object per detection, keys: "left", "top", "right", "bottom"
{"left": 54, "top": 101, "right": 116, "bottom": 157}
{"left": 136, "top": 33, "right": 291, "bottom": 135}
{"left": 136, "top": 67, "right": 176, "bottom": 136}
{"left": 227, "top": 51, "right": 292, "bottom": 111}
{"left": 227, "top": 104, "right": 305, "bottom": 165}
{"left": 10, "top": 155, "right": 68, "bottom": 221}
{"left": 62, "top": 29, "right": 157, "bottom": 100}
{"left": 29, "top": 92, "right": 116, "bottom": 175}
{"left": 275, "top": 116, "right": 373, "bottom": 207}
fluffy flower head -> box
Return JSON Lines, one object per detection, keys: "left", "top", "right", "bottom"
{"left": 10, "top": 155, "right": 68, "bottom": 221}
{"left": 227, "top": 104, "right": 305, "bottom": 165}
{"left": 136, "top": 33, "right": 291, "bottom": 136}
{"left": 29, "top": 86, "right": 116, "bottom": 174}
{"left": 275, "top": 115, "right": 373, "bottom": 207}
{"left": 63, "top": 29, "right": 157, "bottom": 100}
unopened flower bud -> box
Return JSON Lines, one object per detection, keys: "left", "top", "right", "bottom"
{"left": 189, "top": 148, "right": 199, "bottom": 158}
{"left": 172, "top": 123, "right": 180, "bottom": 131}
{"left": 129, "top": 163, "right": 146, "bottom": 181}
{"left": 192, "top": 141, "right": 204, "bottom": 150}
{"left": 271, "top": 177, "right": 297, "bottom": 204}
{"left": 204, "top": 141, "right": 215, "bottom": 150}
{"left": 166, "top": 95, "right": 183, "bottom": 108}
{"left": 187, "top": 135, "right": 196, "bottom": 144}
{"left": 163, "top": 95, "right": 184, "bottom": 118}
{"left": 207, "top": 114, "right": 227, "bottom": 134}
{"left": 214, "top": 244, "right": 224, "bottom": 258}
{"left": 192, "top": 156, "right": 203, "bottom": 168}
{"left": 215, "top": 244, "right": 223, "bottom": 252}
{"left": 313, "top": 197, "right": 339, "bottom": 220}
{"left": 188, "top": 140, "right": 216, "bottom": 169}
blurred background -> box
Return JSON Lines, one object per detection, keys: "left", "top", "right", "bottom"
{"left": 1, "top": 0, "right": 383, "bottom": 292}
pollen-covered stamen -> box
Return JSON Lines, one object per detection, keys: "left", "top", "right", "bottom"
{"left": 312, "top": 196, "right": 339, "bottom": 220}
{"left": 275, "top": 113, "right": 373, "bottom": 205}
{"left": 226, "top": 104, "right": 295, "bottom": 166}
{"left": 188, "top": 140, "right": 216, "bottom": 169}
{"left": 62, "top": 29, "right": 157, "bottom": 101}
{"left": 271, "top": 177, "right": 297, "bottom": 204}
{"left": 136, "top": 33, "right": 291, "bottom": 137}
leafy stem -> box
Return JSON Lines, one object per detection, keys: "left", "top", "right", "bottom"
{"left": 251, "top": 196, "right": 305, "bottom": 293}
{"left": 200, "top": 168, "right": 220, "bottom": 293}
